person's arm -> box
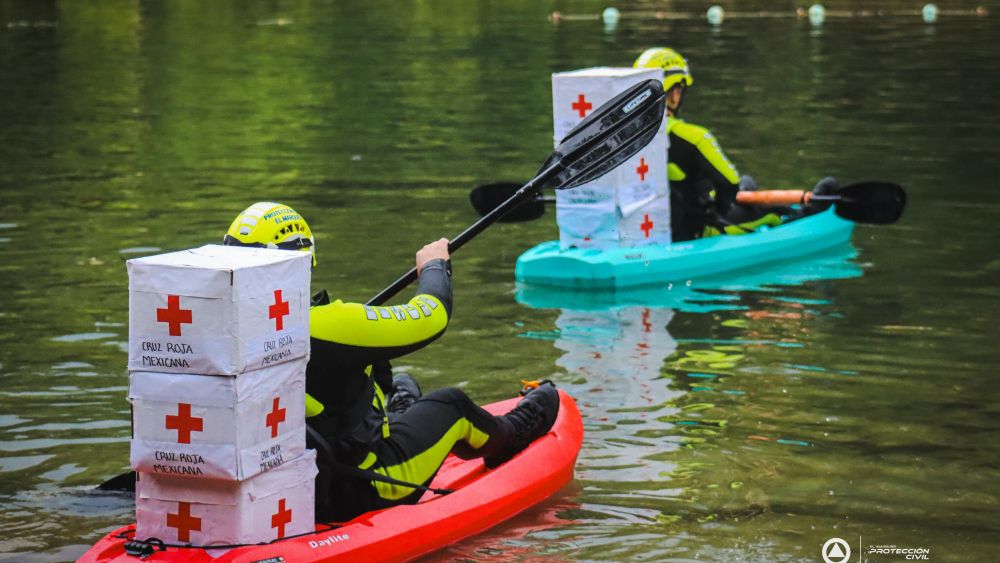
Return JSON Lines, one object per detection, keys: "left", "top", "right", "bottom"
{"left": 309, "top": 239, "right": 453, "bottom": 367}
{"left": 692, "top": 129, "right": 740, "bottom": 213}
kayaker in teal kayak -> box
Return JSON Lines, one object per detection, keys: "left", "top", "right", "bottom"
{"left": 633, "top": 47, "right": 837, "bottom": 241}
{"left": 223, "top": 202, "right": 560, "bottom": 522}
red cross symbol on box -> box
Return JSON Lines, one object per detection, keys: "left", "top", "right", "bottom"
{"left": 271, "top": 498, "right": 292, "bottom": 539}
{"left": 269, "top": 289, "right": 290, "bottom": 331}
{"left": 157, "top": 295, "right": 193, "bottom": 337}
{"left": 266, "top": 397, "right": 286, "bottom": 438}
{"left": 636, "top": 157, "right": 649, "bottom": 181}
{"left": 167, "top": 501, "right": 202, "bottom": 542}
{"left": 165, "top": 403, "right": 203, "bottom": 444}
{"left": 571, "top": 93, "right": 592, "bottom": 118}
{"left": 640, "top": 214, "right": 654, "bottom": 238}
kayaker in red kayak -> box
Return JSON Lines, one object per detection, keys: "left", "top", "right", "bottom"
{"left": 222, "top": 202, "right": 560, "bottom": 522}
{"left": 633, "top": 47, "right": 837, "bottom": 240}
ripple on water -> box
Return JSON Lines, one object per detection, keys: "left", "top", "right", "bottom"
{"left": 38, "top": 463, "right": 87, "bottom": 481}
{"left": 118, "top": 246, "right": 161, "bottom": 255}
{"left": 0, "top": 415, "right": 27, "bottom": 428}
{"left": 0, "top": 454, "right": 55, "bottom": 473}
{"left": 51, "top": 362, "right": 93, "bottom": 370}
{"left": 50, "top": 332, "right": 118, "bottom": 343}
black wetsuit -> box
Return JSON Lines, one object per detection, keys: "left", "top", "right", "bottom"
{"left": 305, "top": 259, "right": 510, "bottom": 521}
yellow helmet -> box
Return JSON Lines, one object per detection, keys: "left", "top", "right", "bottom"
{"left": 223, "top": 202, "right": 316, "bottom": 266}
{"left": 633, "top": 47, "right": 694, "bottom": 91}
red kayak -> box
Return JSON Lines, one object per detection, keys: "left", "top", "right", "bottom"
{"left": 80, "top": 390, "right": 583, "bottom": 562}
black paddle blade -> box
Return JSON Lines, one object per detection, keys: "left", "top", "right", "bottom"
{"left": 539, "top": 79, "right": 666, "bottom": 190}
{"left": 832, "top": 181, "right": 907, "bottom": 224}
{"left": 470, "top": 182, "right": 545, "bottom": 222}
{"left": 97, "top": 470, "right": 136, "bottom": 493}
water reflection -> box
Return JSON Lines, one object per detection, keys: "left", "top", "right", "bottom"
{"left": 512, "top": 246, "right": 865, "bottom": 558}
{"left": 554, "top": 306, "right": 682, "bottom": 484}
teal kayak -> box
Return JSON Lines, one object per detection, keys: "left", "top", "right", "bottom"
{"left": 515, "top": 242, "right": 861, "bottom": 312}
{"left": 515, "top": 208, "right": 854, "bottom": 289}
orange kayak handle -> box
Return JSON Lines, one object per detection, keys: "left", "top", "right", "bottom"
{"left": 736, "top": 190, "right": 811, "bottom": 206}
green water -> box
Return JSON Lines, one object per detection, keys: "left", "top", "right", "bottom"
{"left": 1, "top": 1, "right": 998, "bottom": 561}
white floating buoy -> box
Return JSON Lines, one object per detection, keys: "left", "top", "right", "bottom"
{"left": 808, "top": 4, "right": 826, "bottom": 26}
{"left": 602, "top": 7, "right": 620, "bottom": 25}
{"left": 706, "top": 5, "right": 725, "bottom": 25}
{"left": 922, "top": 3, "right": 939, "bottom": 23}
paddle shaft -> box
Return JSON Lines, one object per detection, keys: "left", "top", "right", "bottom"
{"left": 366, "top": 163, "right": 559, "bottom": 306}
{"left": 736, "top": 190, "right": 847, "bottom": 206}
{"left": 738, "top": 190, "right": 808, "bottom": 206}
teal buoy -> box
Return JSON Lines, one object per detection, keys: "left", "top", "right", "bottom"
{"left": 808, "top": 4, "right": 826, "bottom": 26}
{"left": 602, "top": 7, "right": 620, "bottom": 25}
{"left": 706, "top": 5, "right": 725, "bottom": 25}
{"left": 922, "top": 3, "right": 939, "bottom": 23}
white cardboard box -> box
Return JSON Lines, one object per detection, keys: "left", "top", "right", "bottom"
{"left": 553, "top": 185, "right": 620, "bottom": 250}
{"left": 551, "top": 66, "right": 665, "bottom": 145}
{"left": 130, "top": 358, "right": 306, "bottom": 481}
{"left": 551, "top": 67, "right": 671, "bottom": 250}
{"left": 127, "top": 244, "right": 311, "bottom": 376}
{"left": 618, "top": 194, "right": 671, "bottom": 247}
{"left": 135, "top": 449, "right": 317, "bottom": 546}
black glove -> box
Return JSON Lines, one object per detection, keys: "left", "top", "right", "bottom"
{"left": 738, "top": 174, "right": 759, "bottom": 192}
{"left": 812, "top": 176, "right": 839, "bottom": 196}
{"left": 803, "top": 176, "right": 840, "bottom": 214}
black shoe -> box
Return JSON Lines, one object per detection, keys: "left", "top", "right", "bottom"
{"left": 387, "top": 373, "right": 421, "bottom": 414}
{"left": 484, "top": 381, "right": 560, "bottom": 469}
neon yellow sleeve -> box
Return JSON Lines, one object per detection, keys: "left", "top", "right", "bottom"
{"left": 310, "top": 294, "right": 448, "bottom": 351}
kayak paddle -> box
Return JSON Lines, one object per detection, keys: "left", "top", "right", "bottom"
{"left": 736, "top": 180, "right": 907, "bottom": 224}
{"left": 471, "top": 180, "right": 907, "bottom": 226}
{"left": 94, "top": 79, "right": 665, "bottom": 492}
{"left": 96, "top": 470, "right": 136, "bottom": 492}
{"left": 367, "top": 78, "right": 666, "bottom": 305}
{"left": 469, "top": 182, "right": 550, "bottom": 222}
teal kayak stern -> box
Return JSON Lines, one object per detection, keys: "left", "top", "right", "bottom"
{"left": 514, "top": 208, "right": 854, "bottom": 289}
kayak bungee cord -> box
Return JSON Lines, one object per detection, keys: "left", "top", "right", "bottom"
{"left": 116, "top": 522, "right": 343, "bottom": 558}
{"left": 115, "top": 426, "right": 455, "bottom": 558}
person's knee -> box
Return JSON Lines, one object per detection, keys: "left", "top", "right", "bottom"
{"left": 418, "top": 388, "right": 501, "bottom": 438}
{"left": 387, "top": 372, "right": 422, "bottom": 414}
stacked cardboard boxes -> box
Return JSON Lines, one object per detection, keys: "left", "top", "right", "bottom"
{"left": 551, "top": 67, "right": 671, "bottom": 250}
{"left": 126, "top": 244, "right": 316, "bottom": 545}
